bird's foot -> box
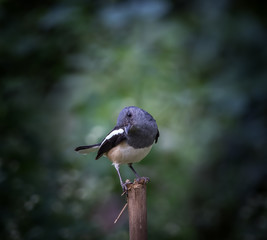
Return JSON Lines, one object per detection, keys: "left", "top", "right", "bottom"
{"left": 121, "top": 179, "right": 132, "bottom": 196}
{"left": 121, "top": 178, "right": 149, "bottom": 196}
{"left": 135, "top": 176, "right": 150, "bottom": 184}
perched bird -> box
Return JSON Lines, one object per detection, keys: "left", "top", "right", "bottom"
{"left": 75, "top": 106, "right": 159, "bottom": 192}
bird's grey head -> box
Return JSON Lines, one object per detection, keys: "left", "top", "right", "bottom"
{"left": 117, "top": 106, "right": 158, "bottom": 133}
{"left": 117, "top": 106, "right": 151, "bottom": 126}
{"left": 117, "top": 106, "right": 159, "bottom": 147}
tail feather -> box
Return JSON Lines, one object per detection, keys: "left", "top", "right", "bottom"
{"left": 75, "top": 143, "right": 100, "bottom": 154}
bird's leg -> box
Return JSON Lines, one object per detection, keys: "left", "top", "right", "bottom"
{"left": 128, "top": 163, "right": 150, "bottom": 183}
{"left": 128, "top": 163, "right": 140, "bottom": 178}
{"left": 113, "top": 163, "right": 129, "bottom": 193}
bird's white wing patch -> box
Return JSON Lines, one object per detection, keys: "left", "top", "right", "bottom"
{"left": 100, "top": 128, "right": 124, "bottom": 147}
{"left": 105, "top": 128, "right": 124, "bottom": 140}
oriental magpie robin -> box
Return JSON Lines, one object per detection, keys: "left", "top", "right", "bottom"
{"left": 75, "top": 106, "right": 159, "bottom": 192}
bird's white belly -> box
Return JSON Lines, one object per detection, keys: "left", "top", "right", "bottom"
{"left": 106, "top": 142, "right": 152, "bottom": 164}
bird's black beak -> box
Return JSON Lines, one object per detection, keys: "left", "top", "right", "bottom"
{"left": 124, "top": 124, "right": 132, "bottom": 135}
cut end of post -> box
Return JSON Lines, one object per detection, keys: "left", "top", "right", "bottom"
{"left": 126, "top": 177, "right": 149, "bottom": 190}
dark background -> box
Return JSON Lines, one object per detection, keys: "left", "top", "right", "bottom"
{"left": 1, "top": 0, "right": 267, "bottom": 239}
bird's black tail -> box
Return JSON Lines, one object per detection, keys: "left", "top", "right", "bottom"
{"left": 75, "top": 143, "right": 100, "bottom": 154}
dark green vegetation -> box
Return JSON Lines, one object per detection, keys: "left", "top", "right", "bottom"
{"left": 1, "top": 0, "right": 266, "bottom": 239}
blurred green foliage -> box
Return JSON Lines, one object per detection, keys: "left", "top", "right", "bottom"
{"left": 1, "top": 0, "right": 266, "bottom": 239}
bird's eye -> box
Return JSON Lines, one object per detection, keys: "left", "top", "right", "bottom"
{"left": 127, "top": 112, "right": 132, "bottom": 118}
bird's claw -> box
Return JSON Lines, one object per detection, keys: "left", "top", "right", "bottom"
{"left": 136, "top": 176, "right": 150, "bottom": 184}
{"left": 121, "top": 179, "right": 132, "bottom": 196}
{"left": 121, "top": 177, "right": 149, "bottom": 196}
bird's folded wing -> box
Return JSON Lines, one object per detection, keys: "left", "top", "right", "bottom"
{"left": 96, "top": 127, "right": 127, "bottom": 160}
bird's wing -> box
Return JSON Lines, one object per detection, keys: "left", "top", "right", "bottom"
{"left": 155, "top": 129, "right": 160, "bottom": 143}
{"left": 96, "top": 127, "right": 127, "bottom": 160}
{"left": 75, "top": 143, "right": 100, "bottom": 154}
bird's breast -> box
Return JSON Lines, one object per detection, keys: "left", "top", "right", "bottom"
{"left": 106, "top": 141, "right": 152, "bottom": 164}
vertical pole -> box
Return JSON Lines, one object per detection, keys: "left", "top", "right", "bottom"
{"left": 127, "top": 179, "right": 147, "bottom": 240}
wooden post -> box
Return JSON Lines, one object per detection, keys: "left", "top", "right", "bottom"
{"left": 127, "top": 179, "right": 147, "bottom": 240}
